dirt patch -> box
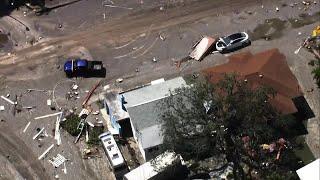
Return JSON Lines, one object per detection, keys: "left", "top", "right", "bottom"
{"left": 0, "top": 33, "right": 10, "bottom": 48}
{"left": 288, "top": 11, "right": 320, "bottom": 29}
{"left": 249, "top": 18, "right": 287, "bottom": 41}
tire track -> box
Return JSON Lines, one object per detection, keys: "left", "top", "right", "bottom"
{"left": 0, "top": 125, "right": 50, "bottom": 180}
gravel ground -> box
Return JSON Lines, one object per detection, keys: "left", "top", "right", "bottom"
{"left": 0, "top": 0, "right": 319, "bottom": 179}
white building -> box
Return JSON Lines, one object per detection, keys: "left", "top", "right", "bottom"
{"left": 296, "top": 159, "right": 320, "bottom": 180}
{"left": 123, "top": 151, "right": 188, "bottom": 180}
{"left": 121, "top": 77, "right": 187, "bottom": 160}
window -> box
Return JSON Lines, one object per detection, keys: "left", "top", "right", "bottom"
{"left": 103, "top": 138, "right": 111, "bottom": 142}
{"left": 107, "top": 145, "right": 114, "bottom": 151}
{"left": 232, "top": 39, "right": 242, "bottom": 44}
{"left": 112, "top": 153, "right": 119, "bottom": 160}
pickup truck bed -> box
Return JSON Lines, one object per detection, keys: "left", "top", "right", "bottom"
{"left": 88, "top": 61, "right": 103, "bottom": 70}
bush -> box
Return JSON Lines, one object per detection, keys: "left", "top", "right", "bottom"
{"left": 61, "top": 114, "right": 81, "bottom": 136}
{"left": 87, "top": 126, "right": 104, "bottom": 146}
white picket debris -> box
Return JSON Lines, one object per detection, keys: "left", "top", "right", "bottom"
{"left": 116, "top": 78, "right": 123, "bottom": 83}
{"left": 33, "top": 127, "right": 45, "bottom": 140}
{"left": 23, "top": 106, "right": 35, "bottom": 110}
{"left": 92, "top": 111, "right": 100, "bottom": 115}
{"left": 79, "top": 108, "right": 90, "bottom": 118}
{"left": 47, "top": 99, "right": 52, "bottom": 106}
{"left": 23, "top": 121, "right": 31, "bottom": 133}
{"left": 152, "top": 57, "right": 157, "bottom": 62}
{"left": 43, "top": 130, "right": 48, "bottom": 137}
{"left": 85, "top": 127, "right": 89, "bottom": 142}
{"left": 103, "top": 84, "right": 110, "bottom": 90}
{"left": 104, "top": 4, "right": 133, "bottom": 10}
{"left": 62, "top": 162, "right": 67, "bottom": 174}
{"left": 54, "top": 116, "right": 61, "bottom": 145}
{"left": 1, "top": 96, "right": 15, "bottom": 105}
{"left": 34, "top": 112, "right": 62, "bottom": 120}
{"left": 72, "top": 84, "right": 78, "bottom": 90}
{"left": 38, "top": 144, "right": 54, "bottom": 160}
{"left": 49, "top": 154, "right": 66, "bottom": 167}
{"left": 107, "top": 0, "right": 115, "bottom": 4}
{"left": 87, "top": 121, "right": 95, "bottom": 127}
{"left": 160, "top": 34, "right": 166, "bottom": 41}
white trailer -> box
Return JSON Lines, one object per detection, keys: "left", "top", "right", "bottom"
{"left": 99, "top": 132, "right": 125, "bottom": 168}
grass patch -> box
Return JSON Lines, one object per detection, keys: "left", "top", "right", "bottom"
{"left": 61, "top": 114, "right": 81, "bottom": 136}
{"left": 87, "top": 126, "right": 104, "bottom": 146}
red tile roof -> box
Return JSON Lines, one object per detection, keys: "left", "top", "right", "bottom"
{"left": 203, "top": 49, "right": 302, "bottom": 114}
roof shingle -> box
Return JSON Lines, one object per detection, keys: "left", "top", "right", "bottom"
{"left": 203, "top": 49, "right": 302, "bottom": 114}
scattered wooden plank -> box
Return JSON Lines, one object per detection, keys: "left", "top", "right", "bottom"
{"left": 54, "top": 116, "right": 61, "bottom": 145}
{"left": 33, "top": 127, "right": 44, "bottom": 140}
{"left": 82, "top": 81, "right": 101, "bottom": 107}
{"left": 104, "top": 4, "right": 133, "bottom": 10}
{"left": 38, "top": 144, "right": 54, "bottom": 160}
{"left": 23, "top": 121, "right": 31, "bottom": 133}
{"left": 34, "top": 112, "right": 62, "bottom": 120}
{"left": 1, "top": 96, "right": 15, "bottom": 105}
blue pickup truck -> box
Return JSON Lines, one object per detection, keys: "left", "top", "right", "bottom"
{"left": 64, "top": 59, "right": 105, "bottom": 77}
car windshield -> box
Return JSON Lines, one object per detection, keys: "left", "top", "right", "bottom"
{"left": 222, "top": 37, "right": 231, "bottom": 45}
{"left": 229, "top": 33, "right": 243, "bottom": 40}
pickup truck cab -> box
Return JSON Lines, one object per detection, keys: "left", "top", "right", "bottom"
{"left": 64, "top": 59, "right": 105, "bottom": 77}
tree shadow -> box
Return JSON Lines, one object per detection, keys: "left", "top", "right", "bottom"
{"left": 292, "top": 96, "right": 315, "bottom": 121}
{"left": 35, "top": 0, "right": 83, "bottom": 16}
{"left": 0, "top": 0, "right": 45, "bottom": 17}
{"left": 0, "top": 0, "right": 83, "bottom": 17}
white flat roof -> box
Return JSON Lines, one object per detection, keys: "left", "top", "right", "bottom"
{"left": 139, "top": 124, "right": 163, "bottom": 149}
{"left": 121, "top": 77, "right": 187, "bottom": 108}
{"left": 124, "top": 151, "right": 183, "bottom": 180}
{"left": 296, "top": 159, "right": 319, "bottom": 180}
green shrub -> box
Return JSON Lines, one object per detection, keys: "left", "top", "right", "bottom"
{"left": 87, "top": 126, "right": 104, "bottom": 146}
{"left": 61, "top": 114, "right": 81, "bottom": 136}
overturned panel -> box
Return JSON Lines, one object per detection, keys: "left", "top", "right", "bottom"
{"left": 189, "top": 36, "right": 216, "bottom": 61}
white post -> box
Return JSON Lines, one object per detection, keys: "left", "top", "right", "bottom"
{"left": 34, "top": 112, "right": 62, "bottom": 120}
{"left": 23, "top": 121, "right": 31, "bottom": 133}
{"left": 55, "top": 116, "right": 61, "bottom": 145}
{"left": 1, "top": 96, "right": 15, "bottom": 105}
{"left": 33, "top": 127, "right": 44, "bottom": 140}
{"left": 38, "top": 144, "right": 54, "bottom": 160}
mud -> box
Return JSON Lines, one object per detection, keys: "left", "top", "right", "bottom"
{"left": 249, "top": 11, "right": 320, "bottom": 41}
{"left": 249, "top": 18, "right": 287, "bottom": 41}
{"left": 0, "top": 33, "right": 9, "bottom": 48}
{"left": 288, "top": 11, "right": 320, "bottom": 29}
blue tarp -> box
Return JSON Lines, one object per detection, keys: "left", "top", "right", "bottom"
{"left": 104, "top": 99, "right": 121, "bottom": 134}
